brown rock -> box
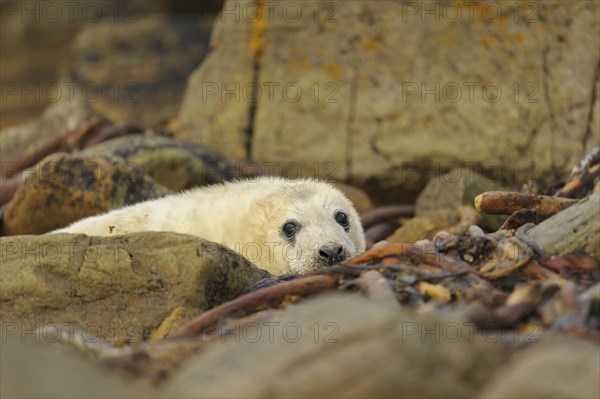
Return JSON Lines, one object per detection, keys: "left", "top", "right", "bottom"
{"left": 416, "top": 170, "right": 498, "bottom": 215}
{"left": 0, "top": 1, "right": 174, "bottom": 129}
{"left": 177, "top": 6, "right": 255, "bottom": 160}
{"left": 2, "top": 153, "right": 170, "bottom": 235}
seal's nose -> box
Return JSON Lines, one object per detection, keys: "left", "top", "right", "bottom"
{"left": 319, "top": 244, "right": 345, "bottom": 266}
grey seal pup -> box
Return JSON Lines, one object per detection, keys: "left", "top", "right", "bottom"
{"left": 53, "top": 177, "right": 366, "bottom": 275}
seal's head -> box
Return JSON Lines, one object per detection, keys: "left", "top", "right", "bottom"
{"left": 247, "top": 179, "right": 366, "bottom": 274}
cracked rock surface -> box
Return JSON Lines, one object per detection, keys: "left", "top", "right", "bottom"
{"left": 177, "top": 0, "right": 600, "bottom": 189}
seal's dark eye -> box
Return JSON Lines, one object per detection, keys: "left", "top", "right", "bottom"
{"left": 335, "top": 211, "right": 349, "bottom": 230}
{"left": 282, "top": 220, "right": 300, "bottom": 239}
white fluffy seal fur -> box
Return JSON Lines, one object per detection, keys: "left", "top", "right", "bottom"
{"left": 53, "top": 177, "right": 366, "bottom": 275}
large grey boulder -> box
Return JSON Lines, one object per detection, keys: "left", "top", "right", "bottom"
{"left": 0, "top": 232, "right": 270, "bottom": 343}
{"left": 177, "top": 0, "right": 600, "bottom": 190}
{"left": 164, "top": 294, "right": 504, "bottom": 398}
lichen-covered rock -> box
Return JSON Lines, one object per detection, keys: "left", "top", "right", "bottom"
{"left": 177, "top": 0, "right": 600, "bottom": 191}
{"left": 177, "top": 4, "right": 255, "bottom": 160}
{"left": 165, "top": 294, "right": 504, "bottom": 398}
{"left": 2, "top": 153, "right": 170, "bottom": 235}
{"left": 0, "top": 232, "right": 270, "bottom": 344}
